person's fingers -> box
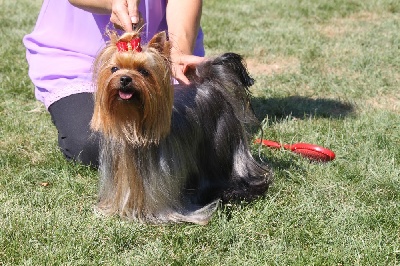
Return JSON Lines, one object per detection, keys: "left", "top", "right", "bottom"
{"left": 174, "top": 70, "right": 191, "bottom": 85}
{"left": 110, "top": 13, "right": 124, "bottom": 30}
{"left": 182, "top": 55, "right": 205, "bottom": 72}
{"left": 171, "top": 63, "right": 188, "bottom": 85}
{"left": 180, "top": 55, "right": 205, "bottom": 76}
{"left": 127, "top": 0, "right": 141, "bottom": 24}
{"left": 171, "top": 55, "right": 205, "bottom": 84}
{"left": 181, "top": 55, "right": 206, "bottom": 66}
{"left": 132, "top": 13, "right": 144, "bottom": 31}
{"left": 110, "top": 0, "right": 132, "bottom": 31}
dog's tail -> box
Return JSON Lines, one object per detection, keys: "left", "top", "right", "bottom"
{"left": 191, "top": 53, "right": 257, "bottom": 125}
{"left": 192, "top": 52, "right": 254, "bottom": 89}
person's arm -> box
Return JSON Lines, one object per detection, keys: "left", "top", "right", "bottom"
{"left": 166, "top": 0, "right": 202, "bottom": 56}
{"left": 166, "top": 0, "right": 203, "bottom": 84}
{"left": 68, "top": 0, "right": 141, "bottom": 31}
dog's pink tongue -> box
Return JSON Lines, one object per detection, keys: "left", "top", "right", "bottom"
{"left": 119, "top": 91, "right": 133, "bottom": 100}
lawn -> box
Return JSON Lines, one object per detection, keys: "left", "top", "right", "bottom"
{"left": 1, "top": 0, "right": 399, "bottom": 265}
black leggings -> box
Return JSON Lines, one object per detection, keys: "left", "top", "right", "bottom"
{"left": 48, "top": 93, "right": 99, "bottom": 168}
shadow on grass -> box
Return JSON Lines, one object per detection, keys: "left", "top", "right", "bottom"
{"left": 249, "top": 95, "right": 354, "bottom": 179}
{"left": 251, "top": 95, "right": 355, "bottom": 122}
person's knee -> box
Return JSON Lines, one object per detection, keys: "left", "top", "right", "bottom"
{"left": 49, "top": 93, "right": 99, "bottom": 168}
{"left": 58, "top": 132, "right": 99, "bottom": 168}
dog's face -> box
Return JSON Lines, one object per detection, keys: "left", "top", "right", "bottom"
{"left": 91, "top": 31, "right": 174, "bottom": 146}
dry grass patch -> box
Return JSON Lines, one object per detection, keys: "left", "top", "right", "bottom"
{"left": 318, "top": 11, "right": 386, "bottom": 38}
{"left": 365, "top": 94, "right": 400, "bottom": 113}
{"left": 246, "top": 57, "right": 300, "bottom": 76}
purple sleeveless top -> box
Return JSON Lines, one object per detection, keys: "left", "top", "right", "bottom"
{"left": 23, "top": 0, "right": 205, "bottom": 109}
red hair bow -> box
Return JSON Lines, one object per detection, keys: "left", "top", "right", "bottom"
{"left": 116, "top": 37, "right": 142, "bottom": 52}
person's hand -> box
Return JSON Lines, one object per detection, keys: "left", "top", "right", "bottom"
{"left": 171, "top": 54, "right": 205, "bottom": 85}
{"left": 110, "top": 0, "right": 141, "bottom": 31}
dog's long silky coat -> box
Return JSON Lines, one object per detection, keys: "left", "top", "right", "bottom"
{"left": 91, "top": 31, "right": 272, "bottom": 224}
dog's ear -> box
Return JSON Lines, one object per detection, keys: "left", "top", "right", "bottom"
{"left": 147, "top": 31, "right": 170, "bottom": 57}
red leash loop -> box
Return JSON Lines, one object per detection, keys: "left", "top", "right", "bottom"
{"left": 255, "top": 139, "right": 335, "bottom": 162}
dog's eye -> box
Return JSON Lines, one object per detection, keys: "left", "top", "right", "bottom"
{"left": 111, "top": 66, "right": 119, "bottom": 73}
{"left": 138, "top": 68, "right": 149, "bottom": 77}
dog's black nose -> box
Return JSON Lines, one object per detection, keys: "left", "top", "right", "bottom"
{"left": 120, "top": 76, "right": 132, "bottom": 87}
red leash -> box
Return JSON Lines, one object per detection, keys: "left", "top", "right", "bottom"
{"left": 255, "top": 139, "right": 336, "bottom": 162}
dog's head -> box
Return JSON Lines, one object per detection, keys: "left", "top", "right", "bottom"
{"left": 91, "top": 30, "right": 174, "bottom": 146}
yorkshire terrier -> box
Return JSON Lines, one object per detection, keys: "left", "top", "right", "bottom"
{"left": 91, "top": 30, "right": 272, "bottom": 225}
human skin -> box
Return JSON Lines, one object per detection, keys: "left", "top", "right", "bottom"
{"left": 68, "top": 0, "right": 205, "bottom": 84}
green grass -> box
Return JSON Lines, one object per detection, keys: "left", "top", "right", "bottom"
{"left": 1, "top": 0, "right": 400, "bottom": 265}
